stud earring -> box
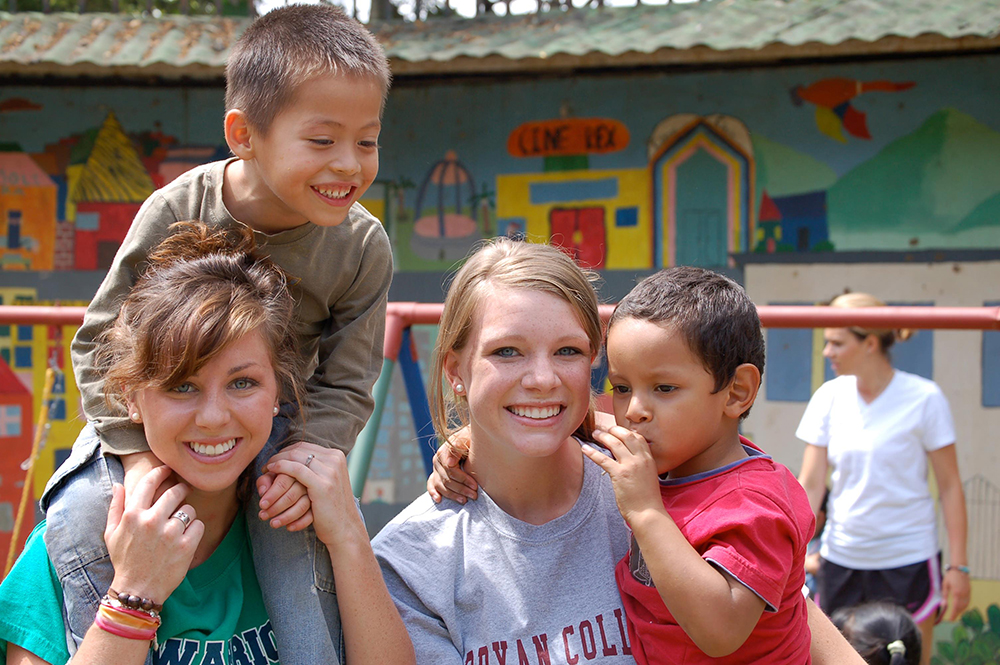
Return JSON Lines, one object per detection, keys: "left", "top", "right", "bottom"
{"left": 454, "top": 383, "right": 465, "bottom": 395}
{"left": 273, "top": 405, "right": 280, "bottom": 416}
{"left": 129, "top": 412, "right": 141, "bottom": 423}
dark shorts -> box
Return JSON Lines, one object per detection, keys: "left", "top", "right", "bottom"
{"left": 816, "top": 554, "right": 943, "bottom": 623}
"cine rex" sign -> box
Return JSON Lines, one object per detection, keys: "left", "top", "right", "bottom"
{"left": 507, "top": 118, "right": 630, "bottom": 158}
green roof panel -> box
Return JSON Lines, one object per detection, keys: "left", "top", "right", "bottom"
{"left": 1, "top": 0, "right": 998, "bottom": 78}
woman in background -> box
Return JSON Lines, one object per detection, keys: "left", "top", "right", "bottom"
{"left": 797, "top": 292, "right": 970, "bottom": 665}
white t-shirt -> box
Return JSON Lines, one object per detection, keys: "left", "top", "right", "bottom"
{"left": 796, "top": 370, "right": 956, "bottom": 569}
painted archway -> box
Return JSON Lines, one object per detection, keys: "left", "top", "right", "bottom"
{"left": 648, "top": 116, "right": 755, "bottom": 268}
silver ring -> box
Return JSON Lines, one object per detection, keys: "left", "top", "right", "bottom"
{"left": 304, "top": 453, "right": 315, "bottom": 468}
{"left": 171, "top": 510, "right": 192, "bottom": 530}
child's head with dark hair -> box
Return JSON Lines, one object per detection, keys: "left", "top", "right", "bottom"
{"left": 226, "top": 3, "right": 391, "bottom": 134}
{"left": 608, "top": 266, "right": 764, "bottom": 417}
{"left": 832, "top": 602, "right": 921, "bottom": 665}
{"left": 222, "top": 4, "right": 389, "bottom": 234}
{"left": 604, "top": 266, "right": 764, "bottom": 478}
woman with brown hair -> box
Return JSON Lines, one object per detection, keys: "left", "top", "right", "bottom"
{"left": 0, "top": 223, "right": 413, "bottom": 665}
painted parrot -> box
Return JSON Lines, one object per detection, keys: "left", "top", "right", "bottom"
{"left": 791, "top": 78, "right": 916, "bottom": 143}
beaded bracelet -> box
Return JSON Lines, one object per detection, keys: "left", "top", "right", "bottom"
{"left": 108, "top": 587, "right": 163, "bottom": 613}
{"left": 102, "top": 594, "right": 160, "bottom": 620}
{"left": 946, "top": 564, "right": 971, "bottom": 575}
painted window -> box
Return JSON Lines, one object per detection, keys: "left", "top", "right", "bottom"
{"left": 0, "top": 405, "right": 21, "bottom": 437}
{"left": 14, "top": 346, "right": 32, "bottom": 369}
{"left": 75, "top": 211, "right": 100, "bottom": 231}
{"left": 48, "top": 398, "right": 66, "bottom": 421}
{"left": 615, "top": 207, "right": 639, "bottom": 228}
{"left": 16, "top": 326, "right": 32, "bottom": 342}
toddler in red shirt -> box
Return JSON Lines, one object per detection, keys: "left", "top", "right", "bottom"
{"left": 582, "top": 266, "right": 815, "bottom": 664}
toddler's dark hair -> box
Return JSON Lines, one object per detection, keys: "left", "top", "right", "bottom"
{"left": 831, "top": 602, "right": 921, "bottom": 665}
{"left": 607, "top": 266, "right": 764, "bottom": 419}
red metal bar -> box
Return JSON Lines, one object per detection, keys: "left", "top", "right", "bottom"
{"left": 759, "top": 306, "right": 1000, "bottom": 330}
{"left": 4, "top": 304, "right": 1000, "bottom": 332}
{"left": 0, "top": 306, "right": 88, "bottom": 325}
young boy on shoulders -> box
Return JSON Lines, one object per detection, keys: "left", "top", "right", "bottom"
{"left": 42, "top": 5, "right": 392, "bottom": 663}
{"left": 582, "top": 266, "right": 815, "bottom": 664}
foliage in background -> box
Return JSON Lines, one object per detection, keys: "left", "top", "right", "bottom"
{"left": 931, "top": 604, "right": 1000, "bottom": 665}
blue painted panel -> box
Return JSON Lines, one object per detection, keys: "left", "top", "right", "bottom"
{"left": 0, "top": 406, "right": 21, "bottom": 437}
{"left": 497, "top": 217, "right": 526, "bottom": 237}
{"left": 615, "top": 207, "right": 638, "bottom": 228}
{"left": 892, "top": 328, "right": 933, "bottom": 379}
{"left": 983, "top": 301, "right": 1000, "bottom": 407}
{"left": 14, "top": 346, "right": 32, "bottom": 368}
{"left": 766, "top": 307, "right": 814, "bottom": 402}
{"left": 49, "top": 398, "right": 66, "bottom": 420}
{"left": 52, "top": 176, "right": 67, "bottom": 221}
{"left": 17, "top": 326, "right": 32, "bottom": 341}
{"left": 54, "top": 446, "right": 71, "bottom": 473}
{"left": 529, "top": 178, "right": 618, "bottom": 205}
{"left": 75, "top": 212, "right": 100, "bottom": 231}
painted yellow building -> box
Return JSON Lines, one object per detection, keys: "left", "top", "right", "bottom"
{"left": 496, "top": 167, "right": 651, "bottom": 269}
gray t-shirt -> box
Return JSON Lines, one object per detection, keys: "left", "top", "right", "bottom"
{"left": 373, "top": 454, "right": 633, "bottom": 664}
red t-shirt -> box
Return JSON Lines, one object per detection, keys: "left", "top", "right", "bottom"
{"left": 615, "top": 440, "right": 815, "bottom": 664}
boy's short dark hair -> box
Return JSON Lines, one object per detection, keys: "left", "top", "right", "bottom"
{"left": 609, "top": 266, "right": 765, "bottom": 401}
{"left": 226, "top": 3, "right": 392, "bottom": 134}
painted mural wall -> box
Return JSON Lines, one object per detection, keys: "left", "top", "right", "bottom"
{"left": 1, "top": 54, "right": 999, "bottom": 577}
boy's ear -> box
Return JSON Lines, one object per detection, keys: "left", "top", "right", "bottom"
{"left": 723, "top": 363, "right": 761, "bottom": 419}
{"left": 224, "top": 109, "right": 254, "bottom": 159}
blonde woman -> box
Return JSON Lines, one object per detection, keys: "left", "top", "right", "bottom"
{"left": 377, "top": 238, "right": 866, "bottom": 664}
{"left": 797, "top": 292, "right": 970, "bottom": 665}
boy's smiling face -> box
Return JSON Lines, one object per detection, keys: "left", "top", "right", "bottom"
{"left": 606, "top": 317, "right": 745, "bottom": 479}
{"left": 231, "top": 73, "right": 383, "bottom": 234}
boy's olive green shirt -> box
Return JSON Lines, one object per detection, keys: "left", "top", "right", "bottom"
{"left": 71, "top": 158, "right": 393, "bottom": 455}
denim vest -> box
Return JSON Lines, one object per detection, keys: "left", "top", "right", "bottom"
{"left": 40, "top": 419, "right": 345, "bottom": 664}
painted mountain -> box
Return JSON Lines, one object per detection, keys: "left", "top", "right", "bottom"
{"left": 827, "top": 108, "right": 1000, "bottom": 250}
{"left": 751, "top": 133, "right": 838, "bottom": 201}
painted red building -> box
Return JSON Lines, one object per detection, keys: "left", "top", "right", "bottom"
{"left": 69, "top": 112, "right": 154, "bottom": 271}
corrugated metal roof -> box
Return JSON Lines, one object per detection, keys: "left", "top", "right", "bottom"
{"left": 2, "top": 0, "right": 999, "bottom": 79}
